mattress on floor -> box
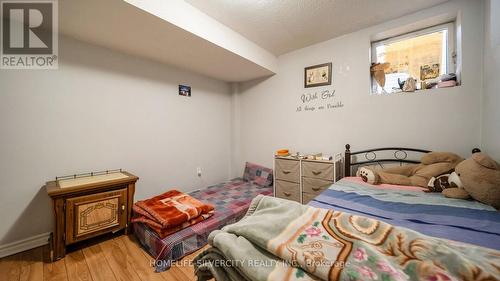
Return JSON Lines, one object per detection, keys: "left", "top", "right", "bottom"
{"left": 133, "top": 178, "right": 273, "bottom": 272}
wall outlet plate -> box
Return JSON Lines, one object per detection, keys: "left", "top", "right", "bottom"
{"left": 197, "top": 167, "right": 202, "bottom": 177}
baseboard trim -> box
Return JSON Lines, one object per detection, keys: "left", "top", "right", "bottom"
{"left": 0, "top": 232, "right": 51, "bottom": 258}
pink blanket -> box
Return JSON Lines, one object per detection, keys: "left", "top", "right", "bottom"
{"left": 345, "top": 176, "right": 427, "bottom": 192}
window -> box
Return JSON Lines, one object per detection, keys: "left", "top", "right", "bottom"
{"left": 371, "top": 23, "right": 456, "bottom": 94}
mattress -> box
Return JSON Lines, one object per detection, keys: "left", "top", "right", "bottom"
{"left": 309, "top": 177, "right": 500, "bottom": 250}
{"left": 133, "top": 178, "right": 273, "bottom": 272}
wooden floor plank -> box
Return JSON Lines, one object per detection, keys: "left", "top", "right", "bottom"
{"left": 99, "top": 238, "right": 142, "bottom": 281}
{"left": 169, "top": 248, "right": 203, "bottom": 280}
{"left": 64, "top": 250, "right": 92, "bottom": 281}
{"left": 19, "top": 247, "right": 44, "bottom": 281}
{"left": 114, "top": 236, "right": 166, "bottom": 281}
{"left": 81, "top": 244, "right": 117, "bottom": 281}
{"left": 0, "top": 251, "right": 22, "bottom": 281}
{"left": 127, "top": 235, "right": 201, "bottom": 281}
{"left": 123, "top": 235, "right": 193, "bottom": 280}
{"left": 0, "top": 234, "right": 205, "bottom": 281}
{"left": 43, "top": 246, "right": 69, "bottom": 281}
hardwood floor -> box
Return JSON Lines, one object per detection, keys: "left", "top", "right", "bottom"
{"left": 0, "top": 235, "right": 206, "bottom": 281}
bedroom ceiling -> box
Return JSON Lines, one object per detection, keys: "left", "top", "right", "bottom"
{"left": 185, "top": 0, "right": 449, "bottom": 55}
{"left": 57, "top": 0, "right": 450, "bottom": 82}
{"left": 58, "top": 0, "right": 277, "bottom": 82}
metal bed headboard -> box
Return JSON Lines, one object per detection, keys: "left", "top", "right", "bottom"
{"left": 343, "top": 144, "right": 432, "bottom": 177}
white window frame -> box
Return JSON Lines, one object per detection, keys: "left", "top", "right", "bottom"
{"left": 370, "top": 22, "right": 456, "bottom": 93}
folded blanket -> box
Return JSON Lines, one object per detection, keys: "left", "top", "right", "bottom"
{"left": 195, "top": 195, "right": 500, "bottom": 281}
{"left": 132, "top": 189, "right": 214, "bottom": 236}
{"left": 141, "top": 212, "right": 213, "bottom": 238}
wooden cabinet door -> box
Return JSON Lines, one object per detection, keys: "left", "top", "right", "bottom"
{"left": 65, "top": 188, "right": 127, "bottom": 244}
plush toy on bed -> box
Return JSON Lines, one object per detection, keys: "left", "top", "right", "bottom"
{"left": 358, "top": 152, "right": 464, "bottom": 188}
{"left": 443, "top": 152, "right": 500, "bottom": 209}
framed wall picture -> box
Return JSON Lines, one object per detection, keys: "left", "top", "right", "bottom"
{"left": 179, "top": 85, "right": 191, "bottom": 97}
{"left": 304, "top": 62, "right": 332, "bottom": 88}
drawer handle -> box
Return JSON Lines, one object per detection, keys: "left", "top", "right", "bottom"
{"left": 312, "top": 171, "right": 322, "bottom": 175}
{"left": 312, "top": 187, "right": 321, "bottom": 191}
{"left": 282, "top": 170, "right": 291, "bottom": 174}
{"left": 283, "top": 192, "right": 291, "bottom": 196}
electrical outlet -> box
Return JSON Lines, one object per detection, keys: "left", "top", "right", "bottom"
{"left": 197, "top": 167, "right": 202, "bottom": 177}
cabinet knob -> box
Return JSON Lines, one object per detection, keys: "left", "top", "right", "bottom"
{"left": 312, "top": 187, "right": 320, "bottom": 191}
{"left": 282, "top": 170, "right": 291, "bottom": 174}
{"left": 121, "top": 204, "right": 125, "bottom": 211}
{"left": 312, "top": 171, "right": 321, "bottom": 175}
{"left": 283, "top": 192, "right": 291, "bottom": 196}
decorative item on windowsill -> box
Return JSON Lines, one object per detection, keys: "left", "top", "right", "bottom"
{"left": 420, "top": 64, "right": 440, "bottom": 81}
{"left": 398, "top": 77, "right": 417, "bottom": 92}
{"left": 397, "top": 78, "right": 405, "bottom": 90}
{"left": 370, "top": 63, "right": 390, "bottom": 94}
{"left": 437, "top": 73, "right": 457, "bottom": 88}
{"left": 422, "top": 73, "right": 457, "bottom": 89}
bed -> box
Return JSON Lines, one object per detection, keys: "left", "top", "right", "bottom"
{"left": 309, "top": 178, "right": 499, "bottom": 249}
{"left": 193, "top": 145, "right": 500, "bottom": 281}
{"left": 133, "top": 163, "right": 273, "bottom": 272}
{"left": 308, "top": 144, "right": 499, "bottom": 249}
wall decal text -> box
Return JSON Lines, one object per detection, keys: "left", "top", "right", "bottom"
{"left": 296, "top": 89, "right": 344, "bottom": 112}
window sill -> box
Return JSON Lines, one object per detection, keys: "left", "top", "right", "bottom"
{"left": 371, "top": 84, "right": 460, "bottom": 95}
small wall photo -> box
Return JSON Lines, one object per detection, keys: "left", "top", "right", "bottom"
{"left": 179, "top": 85, "right": 191, "bottom": 96}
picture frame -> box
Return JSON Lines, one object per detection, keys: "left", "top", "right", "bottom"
{"left": 179, "top": 84, "right": 191, "bottom": 97}
{"left": 420, "top": 64, "right": 440, "bottom": 81}
{"left": 304, "top": 62, "right": 332, "bottom": 88}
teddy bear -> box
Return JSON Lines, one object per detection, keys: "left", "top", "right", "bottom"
{"left": 358, "top": 152, "right": 464, "bottom": 188}
{"left": 443, "top": 152, "right": 500, "bottom": 209}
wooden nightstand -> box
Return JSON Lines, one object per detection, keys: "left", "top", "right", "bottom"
{"left": 45, "top": 170, "right": 138, "bottom": 261}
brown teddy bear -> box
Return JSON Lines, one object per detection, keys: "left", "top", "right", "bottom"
{"left": 443, "top": 152, "right": 500, "bottom": 209}
{"left": 358, "top": 152, "right": 464, "bottom": 188}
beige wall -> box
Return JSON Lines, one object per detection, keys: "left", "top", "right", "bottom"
{"left": 233, "top": 0, "right": 485, "bottom": 176}
{"left": 0, "top": 36, "right": 232, "bottom": 245}
{"left": 482, "top": 0, "right": 500, "bottom": 161}
{"left": 0, "top": 0, "right": 492, "bottom": 251}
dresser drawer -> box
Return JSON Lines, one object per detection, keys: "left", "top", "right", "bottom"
{"left": 275, "top": 159, "right": 300, "bottom": 183}
{"left": 302, "top": 192, "right": 317, "bottom": 204}
{"left": 302, "top": 161, "right": 334, "bottom": 180}
{"left": 303, "top": 177, "right": 332, "bottom": 195}
{"left": 275, "top": 180, "right": 300, "bottom": 203}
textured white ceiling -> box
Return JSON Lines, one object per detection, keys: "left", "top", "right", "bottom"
{"left": 185, "top": 0, "right": 449, "bottom": 55}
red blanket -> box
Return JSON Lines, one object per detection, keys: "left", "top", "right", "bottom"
{"left": 141, "top": 213, "right": 213, "bottom": 238}
{"left": 131, "top": 190, "right": 214, "bottom": 237}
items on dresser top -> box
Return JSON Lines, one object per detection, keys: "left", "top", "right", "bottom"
{"left": 274, "top": 150, "right": 334, "bottom": 161}
{"left": 275, "top": 149, "right": 290, "bottom": 156}
{"left": 131, "top": 190, "right": 214, "bottom": 238}
{"left": 45, "top": 169, "right": 138, "bottom": 261}
{"left": 274, "top": 155, "right": 342, "bottom": 204}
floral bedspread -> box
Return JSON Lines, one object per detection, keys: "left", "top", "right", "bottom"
{"left": 194, "top": 195, "right": 500, "bottom": 281}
